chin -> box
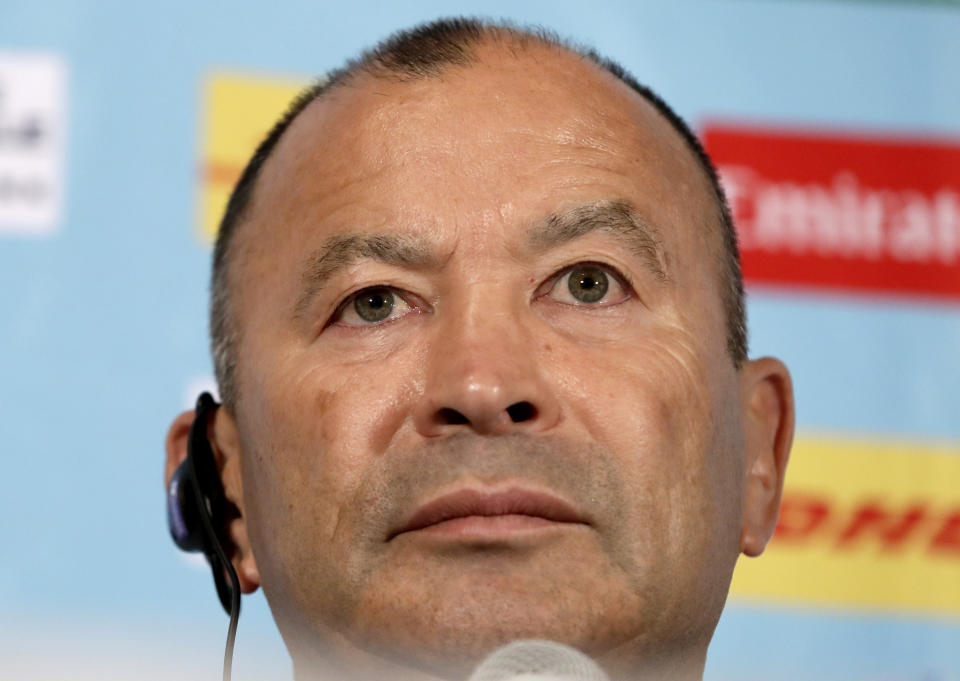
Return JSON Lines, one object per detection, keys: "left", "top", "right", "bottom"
{"left": 337, "top": 570, "right": 646, "bottom": 678}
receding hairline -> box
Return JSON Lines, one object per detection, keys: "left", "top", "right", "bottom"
{"left": 210, "top": 19, "right": 746, "bottom": 410}
{"left": 229, "top": 27, "right": 713, "bottom": 249}
{"left": 229, "top": 38, "right": 708, "bottom": 304}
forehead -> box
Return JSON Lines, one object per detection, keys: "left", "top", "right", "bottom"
{"left": 238, "top": 40, "right": 720, "bottom": 296}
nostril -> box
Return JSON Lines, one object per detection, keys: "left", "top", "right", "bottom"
{"left": 506, "top": 401, "right": 537, "bottom": 423}
{"left": 437, "top": 407, "right": 469, "bottom": 425}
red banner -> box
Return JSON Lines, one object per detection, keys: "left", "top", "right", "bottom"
{"left": 703, "top": 123, "right": 960, "bottom": 300}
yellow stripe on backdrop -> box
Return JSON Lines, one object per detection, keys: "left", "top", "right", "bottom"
{"left": 731, "top": 434, "right": 960, "bottom": 616}
{"left": 199, "top": 73, "right": 307, "bottom": 241}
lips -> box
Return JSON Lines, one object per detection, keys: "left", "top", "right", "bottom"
{"left": 388, "top": 487, "right": 588, "bottom": 540}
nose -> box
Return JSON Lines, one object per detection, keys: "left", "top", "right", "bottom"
{"left": 413, "top": 308, "right": 562, "bottom": 438}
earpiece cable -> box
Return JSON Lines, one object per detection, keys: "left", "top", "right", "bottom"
{"left": 222, "top": 563, "right": 240, "bottom": 681}
{"left": 186, "top": 393, "right": 242, "bottom": 681}
{"left": 199, "top": 494, "right": 241, "bottom": 681}
{"left": 196, "top": 474, "right": 241, "bottom": 681}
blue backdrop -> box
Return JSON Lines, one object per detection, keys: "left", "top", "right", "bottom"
{"left": 2, "top": 1, "right": 958, "bottom": 679}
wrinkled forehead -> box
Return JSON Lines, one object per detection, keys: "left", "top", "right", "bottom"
{"left": 238, "top": 40, "right": 719, "bottom": 281}
{"left": 251, "top": 45, "right": 713, "bottom": 228}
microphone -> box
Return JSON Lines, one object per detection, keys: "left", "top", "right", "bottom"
{"left": 467, "top": 640, "right": 611, "bottom": 681}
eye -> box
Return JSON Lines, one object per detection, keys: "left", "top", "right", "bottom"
{"left": 330, "top": 287, "right": 417, "bottom": 327}
{"left": 545, "top": 263, "right": 630, "bottom": 306}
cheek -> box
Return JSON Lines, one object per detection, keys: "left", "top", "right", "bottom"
{"left": 241, "top": 342, "right": 415, "bottom": 514}
{"left": 551, "top": 327, "right": 734, "bottom": 549}
{"left": 237, "top": 338, "right": 427, "bottom": 617}
{"left": 555, "top": 328, "right": 714, "bottom": 470}
{"left": 241, "top": 326, "right": 431, "bottom": 504}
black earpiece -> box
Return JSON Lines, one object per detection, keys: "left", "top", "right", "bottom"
{"left": 167, "top": 392, "right": 241, "bottom": 681}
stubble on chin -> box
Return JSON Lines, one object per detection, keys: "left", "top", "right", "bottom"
{"left": 281, "top": 432, "right": 679, "bottom": 676}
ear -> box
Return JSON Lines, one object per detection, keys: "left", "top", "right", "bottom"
{"left": 738, "top": 357, "right": 795, "bottom": 557}
{"left": 165, "top": 407, "right": 261, "bottom": 593}
{"left": 164, "top": 410, "right": 195, "bottom": 493}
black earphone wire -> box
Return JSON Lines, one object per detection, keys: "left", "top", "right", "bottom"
{"left": 194, "top": 472, "right": 241, "bottom": 681}
{"left": 217, "top": 548, "right": 241, "bottom": 681}
{"left": 187, "top": 393, "right": 242, "bottom": 681}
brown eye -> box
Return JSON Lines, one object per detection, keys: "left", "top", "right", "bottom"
{"left": 567, "top": 265, "right": 609, "bottom": 303}
{"left": 544, "top": 262, "right": 630, "bottom": 307}
{"left": 329, "top": 286, "right": 417, "bottom": 328}
{"left": 353, "top": 288, "right": 395, "bottom": 322}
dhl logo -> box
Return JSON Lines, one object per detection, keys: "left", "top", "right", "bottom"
{"left": 776, "top": 493, "right": 960, "bottom": 554}
{"left": 730, "top": 434, "right": 960, "bottom": 616}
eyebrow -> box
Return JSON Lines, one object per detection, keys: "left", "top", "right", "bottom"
{"left": 295, "top": 233, "right": 438, "bottom": 318}
{"left": 526, "top": 200, "right": 669, "bottom": 283}
{"left": 294, "top": 200, "right": 668, "bottom": 318}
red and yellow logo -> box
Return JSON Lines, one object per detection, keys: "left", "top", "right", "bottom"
{"left": 731, "top": 434, "right": 960, "bottom": 615}
{"left": 198, "top": 72, "right": 307, "bottom": 241}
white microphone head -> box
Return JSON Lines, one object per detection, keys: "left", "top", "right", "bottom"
{"left": 467, "top": 640, "right": 610, "bottom": 681}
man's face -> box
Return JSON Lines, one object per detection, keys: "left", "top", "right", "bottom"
{"left": 229, "top": 44, "right": 748, "bottom": 678}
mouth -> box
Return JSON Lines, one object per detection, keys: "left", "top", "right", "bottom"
{"left": 388, "top": 486, "right": 589, "bottom": 541}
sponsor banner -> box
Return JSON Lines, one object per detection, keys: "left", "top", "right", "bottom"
{"left": 730, "top": 434, "right": 960, "bottom": 616}
{"left": 0, "top": 51, "right": 67, "bottom": 236}
{"left": 199, "top": 73, "right": 307, "bottom": 241}
{"left": 703, "top": 123, "right": 960, "bottom": 300}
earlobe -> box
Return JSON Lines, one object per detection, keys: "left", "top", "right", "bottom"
{"left": 739, "top": 357, "right": 795, "bottom": 557}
